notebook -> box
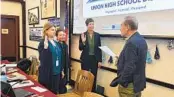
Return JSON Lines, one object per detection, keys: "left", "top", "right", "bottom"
{"left": 14, "top": 88, "right": 34, "bottom": 97}
{"left": 7, "top": 72, "right": 26, "bottom": 81}
{"left": 9, "top": 80, "right": 34, "bottom": 88}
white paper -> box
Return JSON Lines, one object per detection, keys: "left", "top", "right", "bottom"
{"left": 7, "top": 72, "right": 27, "bottom": 81}
{"left": 9, "top": 80, "right": 34, "bottom": 88}
{"left": 7, "top": 68, "right": 18, "bottom": 73}
{"left": 31, "top": 86, "right": 47, "bottom": 93}
{"left": 99, "top": 46, "right": 116, "bottom": 57}
{"left": 4, "top": 64, "right": 17, "bottom": 67}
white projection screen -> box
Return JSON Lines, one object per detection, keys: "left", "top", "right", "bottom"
{"left": 73, "top": 0, "right": 174, "bottom": 38}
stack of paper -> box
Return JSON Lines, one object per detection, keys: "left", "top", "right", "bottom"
{"left": 7, "top": 72, "right": 26, "bottom": 81}
{"left": 9, "top": 80, "right": 34, "bottom": 88}
{"left": 5, "top": 64, "right": 17, "bottom": 68}
{"left": 7, "top": 68, "right": 18, "bottom": 73}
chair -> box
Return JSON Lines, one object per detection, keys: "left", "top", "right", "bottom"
{"left": 58, "top": 70, "right": 94, "bottom": 97}
{"left": 28, "top": 56, "right": 39, "bottom": 81}
{"left": 28, "top": 56, "right": 39, "bottom": 75}
{"left": 83, "top": 92, "right": 104, "bottom": 97}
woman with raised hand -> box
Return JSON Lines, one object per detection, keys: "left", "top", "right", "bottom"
{"left": 79, "top": 18, "right": 102, "bottom": 92}
{"left": 38, "top": 22, "right": 62, "bottom": 94}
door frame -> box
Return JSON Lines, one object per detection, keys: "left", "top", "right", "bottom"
{"left": 1, "top": 15, "right": 20, "bottom": 61}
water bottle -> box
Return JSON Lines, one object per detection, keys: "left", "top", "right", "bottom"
{"left": 1, "top": 71, "right": 7, "bottom": 82}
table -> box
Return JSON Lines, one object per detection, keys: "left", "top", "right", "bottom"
{"left": 16, "top": 68, "right": 57, "bottom": 97}
{"left": 2, "top": 60, "right": 57, "bottom": 97}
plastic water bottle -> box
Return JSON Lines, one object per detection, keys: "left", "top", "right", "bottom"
{"left": 1, "top": 71, "right": 7, "bottom": 82}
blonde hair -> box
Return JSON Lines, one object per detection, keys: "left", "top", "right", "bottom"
{"left": 43, "top": 22, "right": 54, "bottom": 38}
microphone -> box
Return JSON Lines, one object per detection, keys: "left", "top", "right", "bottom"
{"left": 7, "top": 79, "right": 23, "bottom": 83}
{"left": 0, "top": 64, "right": 6, "bottom": 68}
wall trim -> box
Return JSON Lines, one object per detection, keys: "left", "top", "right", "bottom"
{"left": 2, "top": 0, "right": 24, "bottom": 3}
{"left": 20, "top": 46, "right": 38, "bottom": 51}
{"left": 70, "top": 57, "right": 174, "bottom": 90}
{"left": 72, "top": 34, "right": 174, "bottom": 40}
{"left": 21, "top": 1, "right": 26, "bottom": 58}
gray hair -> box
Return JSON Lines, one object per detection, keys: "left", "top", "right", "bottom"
{"left": 124, "top": 16, "right": 138, "bottom": 30}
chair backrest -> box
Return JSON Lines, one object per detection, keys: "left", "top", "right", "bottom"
{"left": 83, "top": 92, "right": 104, "bottom": 97}
{"left": 17, "top": 58, "right": 31, "bottom": 72}
{"left": 73, "top": 70, "right": 94, "bottom": 96}
{"left": 28, "top": 56, "right": 39, "bottom": 75}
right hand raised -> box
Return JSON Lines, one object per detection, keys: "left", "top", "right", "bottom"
{"left": 81, "top": 33, "right": 86, "bottom": 43}
{"left": 44, "top": 36, "right": 48, "bottom": 49}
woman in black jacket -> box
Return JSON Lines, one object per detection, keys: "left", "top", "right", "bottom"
{"left": 79, "top": 18, "right": 102, "bottom": 92}
{"left": 38, "top": 22, "right": 62, "bottom": 94}
{"left": 56, "top": 29, "right": 69, "bottom": 94}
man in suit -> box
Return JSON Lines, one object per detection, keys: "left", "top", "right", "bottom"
{"left": 111, "top": 16, "right": 147, "bottom": 97}
{"left": 79, "top": 18, "right": 102, "bottom": 92}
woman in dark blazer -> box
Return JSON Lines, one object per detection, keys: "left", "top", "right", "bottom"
{"left": 38, "top": 22, "right": 62, "bottom": 94}
{"left": 79, "top": 18, "right": 102, "bottom": 92}
{"left": 61, "top": 31, "right": 69, "bottom": 84}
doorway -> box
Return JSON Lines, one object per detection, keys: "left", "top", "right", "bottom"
{"left": 1, "top": 15, "right": 19, "bottom": 62}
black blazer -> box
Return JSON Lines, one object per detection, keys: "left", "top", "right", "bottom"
{"left": 61, "top": 42, "right": 69, "bottom": 83}
{"left": 38, "top": 39, "right": 53, "bottom": 89}
{"left": 38, "top": 39, "right": 62, "bottom": 89}
{"left": 117, "top": 32, "right": 147, "bottom": 93}
{"left": 79, "top": 32, "right": 102, "bottom": 62}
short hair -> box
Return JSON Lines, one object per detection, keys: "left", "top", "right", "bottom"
{"left": 56, "top": 28, "right": 64, "bottom": 36}
{"left": 124, "top": 16, "right": 138, "bottom": 30}
{"left": 85, "top": 18, "right": 94, "bottom": 26}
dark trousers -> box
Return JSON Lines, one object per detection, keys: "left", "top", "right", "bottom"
{"left": 81, "top": 55, "right": 98, "bottom": 92}
{"left": 51, "top": 74, "right": 61, "bottom": 94}
{"left": 59, "top": 75, "right": 67, "bottom": 94}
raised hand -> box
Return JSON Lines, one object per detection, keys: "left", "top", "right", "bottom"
{"left": 81, "top": 33, "right": 86, "bottom": 43}
{"left": 44, "top": 36, "right": 48, "bottom": 49}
